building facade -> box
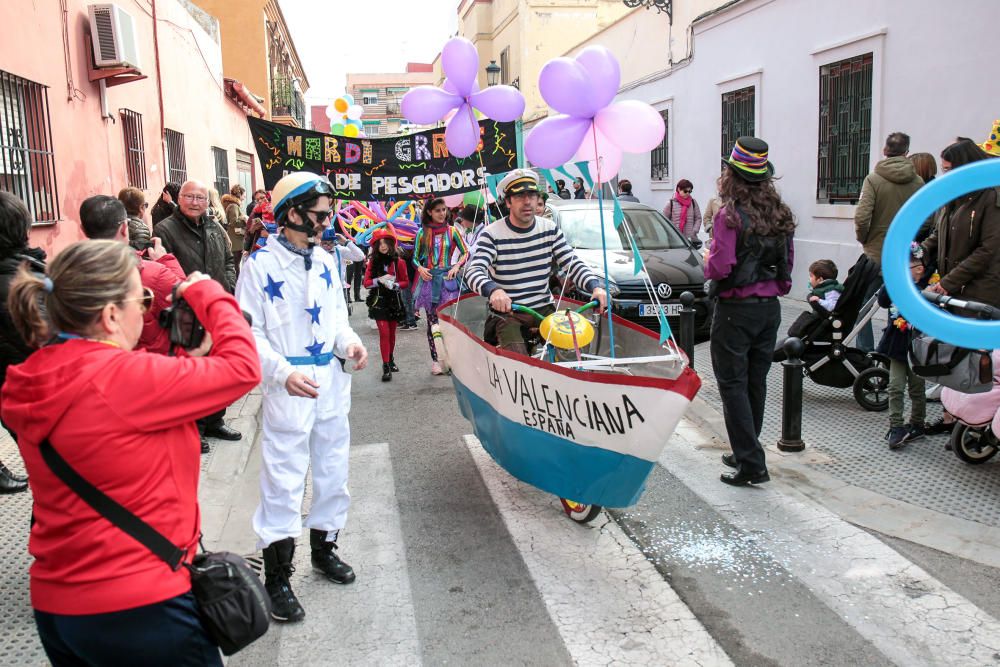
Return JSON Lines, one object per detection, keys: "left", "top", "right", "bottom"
{"left": 325, "top": 64, "right": 438, "bottom": 138}
{"left": 192, "top": 0, "right": 310, "bottom": 127}
{"left": 0, "top": 0, "right": 265, "bottom": 255}
{"left": 454, "top": 0, "right": 634, "bottom": 124}
{"left": 567, "top": 0, "right": 996, "bottom": 291}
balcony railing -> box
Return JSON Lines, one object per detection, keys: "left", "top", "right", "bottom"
{"left": 385, "top": 101, "right": 401, "bottom": 115}
{"left": 270, "top": 76, "right": 306, "bottom": 127}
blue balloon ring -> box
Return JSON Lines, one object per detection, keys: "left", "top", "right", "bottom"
{"left": 882, "top": 159, "right": 1000, "bottom": 349}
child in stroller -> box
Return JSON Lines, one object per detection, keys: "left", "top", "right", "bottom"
{"left": 773, "top": 254, "right": 890, "bottom": 411}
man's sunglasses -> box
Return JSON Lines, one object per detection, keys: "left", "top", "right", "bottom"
{"left": 301, "top": 208, "right": 333, "bottom": 224}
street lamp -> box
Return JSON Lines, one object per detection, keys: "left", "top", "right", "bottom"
{"left": 485, "top": 60, "right": 501, "bottom": 87}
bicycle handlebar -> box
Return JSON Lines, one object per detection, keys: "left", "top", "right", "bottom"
{"left": 510, "top": 300, "right": 601, "bottom": 322}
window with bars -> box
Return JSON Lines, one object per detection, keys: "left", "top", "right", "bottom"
{"left": 164, "top": 129, "right": 187, "bottom": 184}
{"left": 721, "top": 86, "right": 755, "bottom": 158}
{"left": 650, "top": 109, "right": 670, "bottom": 181}
{"left": 817, "top": 52, "right": 873, "bottom": 204}
{"left": 0, "top": 70, "right": 60, "bottom": 224}
{"left": 212, "top": 146, "right": 229, "bottom": 195}
{"left": 364, "top": 121, "right": 380, "bottom": 137}
{"left": 119, "top": 108, "right": 147, "bottom": 189}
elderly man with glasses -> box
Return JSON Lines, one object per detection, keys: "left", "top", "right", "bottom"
{"left": 155, "top": 180, "right": 243, "bottom": 448}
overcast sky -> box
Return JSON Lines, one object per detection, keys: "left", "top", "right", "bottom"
{"left": 279, "top": 0, "right": 458, "bottom": 107}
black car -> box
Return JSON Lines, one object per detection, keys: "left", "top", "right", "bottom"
{"left": 545, "top": 198, "right": 713, "bottom": 337}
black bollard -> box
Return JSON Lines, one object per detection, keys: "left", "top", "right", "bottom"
{"left": 678, "top": 291, "right": 695, "bottom": 369}
{"left": 777, "top": 336, "right": 806, "bottom": 452}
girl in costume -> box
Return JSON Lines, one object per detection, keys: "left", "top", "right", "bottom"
{"left": 412, "top": 198, "right": 468, "bottom": 375}
{"left": 363, "top": 225, "right": 409, "bottom": 381}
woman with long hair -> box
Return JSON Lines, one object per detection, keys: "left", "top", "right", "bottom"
{"left": 704, "top": 137, "right": 795, "bottom": 487}
{"left": 412, "top": 198, "right": 468, "bottom": 374}
{"left": 2, "top": 240, "right": 260, "bottom": 664}
{"left": 150, "top": 182, "right": 180, "bottom": 226}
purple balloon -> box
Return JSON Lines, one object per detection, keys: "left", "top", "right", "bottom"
{"left": 574, "top": 125, "right": 622, "bottom": 183}
{"left": 576, "top": 46, "right": 621, "bottom": 110}
{"left": 594, "top": 100, "right": 665, "bottom": 153}
{"left": 441, "top": 37, "right": 480, "bottom": 98}
{"left": 469, "top": 85, "right": 525, "bottom": 123}
{"left": 401, "top": 86, "right": 461, "bottom": 124}
{"left": 445, "top": 103, "right": 481, "bottom": 158}
{"left": 443, "top": 78, "right": 480, "bottom": 96}
{"left": 524, "top": 115, "right": 592, "bottom": 168}
{"left": 538, "top": 57, "right": 598, "bottom": 118}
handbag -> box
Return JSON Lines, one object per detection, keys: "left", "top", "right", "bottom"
{"left": 908, "top": 334, "right": 993, "bottom": 394}
{"left": 39, "top": 439, "right": 270, "bottom": 656}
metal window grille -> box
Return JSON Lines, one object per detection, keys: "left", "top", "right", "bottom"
{"left": 817, "top": 52, "right": 873, "bottom": 204}
{"left": 721, "top": 86, "right": 755, "bottom": 158}
{"left": 650, "top": 109, "right": 669, "bottom": 181}
{"left": 164, "top": 128, "right": 187, "bottom": 184}
{"left": 212, "top": 146, "right": 229, "bottom": 195}
{"left": 0, "top": 70, "right": 60, "bottom": 224}
{"left": 119, "top": 108, "right": 147, "bottom": 189}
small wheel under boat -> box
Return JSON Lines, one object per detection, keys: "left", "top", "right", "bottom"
{"left": 559, "top": 498, "right": 602, "bottom": 524}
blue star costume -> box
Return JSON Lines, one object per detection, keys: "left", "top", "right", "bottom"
{"left": 236, "top": 237, "right": 362, "bottom": 549}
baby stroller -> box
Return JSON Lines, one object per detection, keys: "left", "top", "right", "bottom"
{"left": 773, "top": 255, "right": 890, "bottom": 411}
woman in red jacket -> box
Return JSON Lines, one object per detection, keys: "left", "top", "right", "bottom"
{"left": 1, "top": 240, "right": 261, "bottom": 666}
{"left": 363, "top": 225, "right": 409, "bottom": 381}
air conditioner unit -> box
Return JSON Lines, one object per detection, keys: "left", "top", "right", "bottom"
{"left": 88, "top": 3, "right": 141, "bottom": 70}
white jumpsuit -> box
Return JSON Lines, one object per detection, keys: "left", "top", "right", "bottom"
{"left": 236, "top": 239, "right": 362, "bottom": 549}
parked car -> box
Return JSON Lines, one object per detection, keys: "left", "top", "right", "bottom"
{"left": 545, "top": 198, "right": 713, "bottom": 338}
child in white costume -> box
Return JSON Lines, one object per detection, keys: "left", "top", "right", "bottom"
{"left": 235, "top": 172, "right": 368, "bottom": 623}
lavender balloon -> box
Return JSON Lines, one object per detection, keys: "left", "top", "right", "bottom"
{"left": 400, "top": 36, "right": 525, "bottom": 158}
{"left": 526, "top": 46, "right": 664, "bottom": 181}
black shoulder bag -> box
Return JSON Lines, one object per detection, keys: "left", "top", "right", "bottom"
{"left": 39, "top": 439, "right": 270, "bottom": 656}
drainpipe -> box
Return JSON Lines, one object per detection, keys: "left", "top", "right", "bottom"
{"left": 151, "top": 0, "right": 167, "bottom": 180}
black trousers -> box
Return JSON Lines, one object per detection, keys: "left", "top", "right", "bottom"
{"left": 34, "top": 592, "right": 222, "bottom": 667}
{"left": 345, "top": 261, "right": 364, "bottom": 301}
{"left": 710, "top": 298, "right": 781, "bottom": 474}
{"left": 197, "top": 408, "right": 226, "bottom": 433}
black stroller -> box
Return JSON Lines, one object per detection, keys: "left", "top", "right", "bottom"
{"left": 774, "top": 255, "right": 890, "bottom": 411}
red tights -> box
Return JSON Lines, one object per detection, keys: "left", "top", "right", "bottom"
{"left": 376, "top": 319, "right": 397, "bottom": 362}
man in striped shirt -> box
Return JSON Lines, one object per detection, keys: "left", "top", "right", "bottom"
{"left": 466, "top": 169, "right": 607, "bottom": 355}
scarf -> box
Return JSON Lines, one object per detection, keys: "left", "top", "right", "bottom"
{"left": 673, "top": 192, "right": 693, "bottom": 233}
{"left": 420, "top": 223, "right": 451, "bottom": 268}
{"left": 275, "top": 233, "right": 314, "bottom": 271}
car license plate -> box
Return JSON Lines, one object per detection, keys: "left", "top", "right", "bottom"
{"left": 639, "top": 303, "right": 683, "bottom": 317}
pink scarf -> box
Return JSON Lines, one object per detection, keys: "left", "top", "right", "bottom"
{"left": 673, "top": 192, "right": 693, "bottom": 233}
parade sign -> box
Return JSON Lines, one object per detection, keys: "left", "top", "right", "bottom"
{"left": 247, "top": 117, "right": 519, "bottom": 199}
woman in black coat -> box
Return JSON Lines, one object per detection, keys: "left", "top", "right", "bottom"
{"left": 0, "top": 192, "right": 43, "bottom": 493}
{"left": 150, "top": 182, "right": 180, "bottom": 226}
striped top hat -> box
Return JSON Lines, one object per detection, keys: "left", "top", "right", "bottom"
{"left": 981, "top": 119, "right": 1000, "bottom": 157}
{"left": 722, "top": 137, "right": 775, "bottom": 182}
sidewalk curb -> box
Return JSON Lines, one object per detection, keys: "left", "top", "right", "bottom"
{"left": 683, "top": 395, "right": 1000, "bottom": 569}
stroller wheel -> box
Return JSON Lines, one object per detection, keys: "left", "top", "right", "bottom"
{"left": 951, "top": 424, "right": 999, "bottom": 464}
{"left": 853, "top": 366, "right": 889, "bottom": 412}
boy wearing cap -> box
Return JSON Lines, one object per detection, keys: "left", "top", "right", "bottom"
{"left": 465, "top": 169, "right": 607, "bottom": 355}
{"left": 235, "top": 172, "right": 368, "bottom": 623}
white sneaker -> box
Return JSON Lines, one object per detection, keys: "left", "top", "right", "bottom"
{"left": 431, "top": 361, "right": 444, "bottom": 375}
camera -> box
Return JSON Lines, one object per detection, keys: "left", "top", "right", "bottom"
{"left": 159, "top": 284, "right": 254, "bottom": 349}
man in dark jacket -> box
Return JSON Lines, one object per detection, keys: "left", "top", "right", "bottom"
{"left": 155, "top": 180, "right": 242, "bottom": 443}
{"left": 853, "top": 132, "right": 923, "bottom": 350}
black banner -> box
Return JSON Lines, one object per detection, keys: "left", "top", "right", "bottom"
{"left": 247, "top": 117, "right": 519, "bottom": 200}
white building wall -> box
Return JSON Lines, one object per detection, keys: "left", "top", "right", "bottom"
{"left": 614, "top": 0, "right": 997, "bottom": 295}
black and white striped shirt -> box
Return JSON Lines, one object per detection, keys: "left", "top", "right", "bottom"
{"left": 465, "top": 216, "right": 601, "bottom": 310}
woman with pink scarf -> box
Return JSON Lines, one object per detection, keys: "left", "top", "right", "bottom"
{"left": 663, "top": 179, "right": 703, "bottom": 245}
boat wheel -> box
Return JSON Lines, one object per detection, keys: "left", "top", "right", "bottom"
{"left": 559, "top": 498, "right": 603, "bottom": 524}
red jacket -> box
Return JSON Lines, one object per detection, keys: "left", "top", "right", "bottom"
{"left": 139, "top": 253, "right": 186, "bottom": 355}
{"left": 363, "top": 257, "right": 410, "bottom": 289}
{"left": 0, "top": 280, "right": 260, "bottom": 615}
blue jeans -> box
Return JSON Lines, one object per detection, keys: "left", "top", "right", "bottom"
{"left": 34, "top": 592, "right": 222, "bottom": 667}
{"left": 401, "top": 285, "right": 416, "bottom": 326}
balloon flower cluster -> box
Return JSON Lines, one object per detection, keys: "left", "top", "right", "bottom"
{"left": 336, "top": 200, "right": 420, "bottom": 250}
{"left": 325, "top": 94, "right": 366, "bottom": 138}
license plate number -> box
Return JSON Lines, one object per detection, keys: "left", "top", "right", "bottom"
{"left": 639, "top": 303, "right": 683, "bottom": 317}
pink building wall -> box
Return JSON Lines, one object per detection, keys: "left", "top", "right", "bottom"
{"left": 1, "top": 0, "right": 262, "bottom": 257}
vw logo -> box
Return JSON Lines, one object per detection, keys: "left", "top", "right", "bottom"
{"left": 656, "top": 283, "right": 672, "bottom": 299}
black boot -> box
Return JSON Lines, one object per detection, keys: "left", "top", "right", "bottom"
{"left": 389, "top": 356, "right": 399, "bottom": 372}
{"left": 0, "top": 461, "right": 27, "bottom": 494}
{"left": 381, "top": 362, "right": 392, "bottom": 382}
{"left": 310, "top": 529, "right": 356, "bottom": 584}
{"left": 262, "top": 537, "right": 305, "bottom": 622}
